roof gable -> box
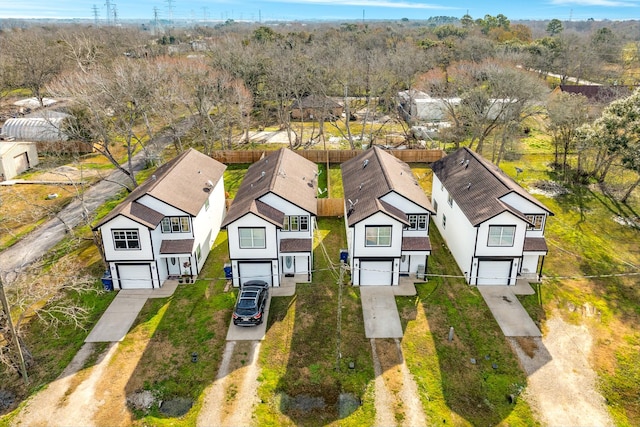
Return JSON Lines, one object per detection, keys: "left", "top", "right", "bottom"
{"left": 431, "top": 147, "right": 552, "bottom": 226}
{"left": 342, "top": 146, "right": 432, "bottom": 226}
{"left": 222, "top": 148, "right": 317, "bottom": 227}
{"left": 94, "top": 148, "right": 226, "bottom": 229}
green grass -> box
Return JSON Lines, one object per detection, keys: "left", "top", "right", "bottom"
{"left": 132, "top": 232, "right": 235, "bottom": 426}
{"left": 398, "top": 224, "right": 536, "bottom": 426}
{"left": 255, "top": 218, "right": 375, "bottom": 426}
{"left": 0, "top": 285, "right": 116, "bottom": 424}
{"left": 224, "top": 164, "right": 250, "bottom": 198}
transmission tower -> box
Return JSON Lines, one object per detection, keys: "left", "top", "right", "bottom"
{"left": 105, "top": 0, "right": 112, "bottom": 25}
{"left": 92, "top": 4, "right": 99, "bottom": 26}
{"left": 112, "top": 4, "right": 118, "bottom": 25}
{"left": 153, "top": 7, "right": 160, "bottom": 34}
{"left": 165, "top": 0, "right": 174, "bottom": 23}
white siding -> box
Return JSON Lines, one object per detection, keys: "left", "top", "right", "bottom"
{"left": 475, "top": 212, "right": 527, "bottom": 258}
{"left": 226, "top": 213, "right": 278, "bottom": 260}
{"left": 431, "top": 174, "right": 477, "bottom": 281}
{"left": 136, "top": 194, "right": 188, "bottom": 217}
{"left": 352, "top": 212, "right": 403, "bottom": 258}
{"left": 101, "top": 216, "right": 153, "bottom": 262}
{"left": 379, "top": 192, "right": 430, "bottom": 216}
{"left": 191, "top": 177, "right": 226, "bottom": 272}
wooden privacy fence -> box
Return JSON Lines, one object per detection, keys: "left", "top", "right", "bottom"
{"left": 227, "top": 197, "right": 345, "bottom": 218}
{"left": 211, "top": 149, "right": 444, "bottom": 164}
{"left": 317, "top": 198, "right": 344, "bottom": 217}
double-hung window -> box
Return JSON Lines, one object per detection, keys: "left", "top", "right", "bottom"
{"left": 161, "top": 216, "right": 191, "bottom": 233}
{"left": 525, "top": 214, "right": 544, "bottom": 231}
{"left": 113, "top": 229, "right": 140, "bottom": 250}
{"left": 488, "top": 225, "right": 516, "bottom": 247}
{"left": 406, "top": 214, "right": 428, "bottom": 231}
{"left": 365, "top": 226, "right": 392, "bottom": 247}
{"left": 239, "top": 227, "right": 266, "bottom": 249}
{"left": 283, "top": 215, "right": 309, "bottom": 232}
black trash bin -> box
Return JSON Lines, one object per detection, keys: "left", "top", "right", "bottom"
{"left": 101, "top": 270, "right": 113, "bottom": 291}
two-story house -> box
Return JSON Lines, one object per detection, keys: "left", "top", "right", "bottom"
{"left": 221, "top": 148, "right": 318, "bottom": 287}
{"left": 93, "top": 148, "right": 227, "bottom": 289}
{"left": 341, "top": 146, "right": 434, "bottom": 286}
{"left": 431, "top": 147, "right": 553, "bottom": 285}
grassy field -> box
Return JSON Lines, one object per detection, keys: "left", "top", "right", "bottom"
{"left": 3, "top": 131, "right": 640, "bottom": 425}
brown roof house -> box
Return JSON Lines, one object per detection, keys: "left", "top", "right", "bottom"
{"left": 221, "top": 148, "right": 318, "bottom": 287}
{"left": 431, "top": 147, "right": 553, "bottom": 285}
{"left": 94, "top": 148, "right": 227, "bottom": 289}
{"left": 341, "top": 146, "right": 434, "bottom": 286}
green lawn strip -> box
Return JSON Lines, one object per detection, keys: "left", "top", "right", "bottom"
{"left": 223, "top": 164, "right": 250, "bottom": 198}
{"left": 134, "top": 232, "right": 234, "bottom": 426}
{"left": 506, "top": 150, "right": 640, "bottom": 425}
{"left": 328, "top": 164, "right": 343, "bottom": 198}
{"left": 399, "top": 223, "right": 536, "bottom": 426}
{"left": 255, "top": 218, "right": 375, "bottom": 426}
{"left": 0, "top": 284, "right": 116, "bottom": 425}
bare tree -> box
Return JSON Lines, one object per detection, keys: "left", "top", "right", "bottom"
{"left": 547, "top": 91, "right": 590, "bottom": 178}
{"left": 3, "top": 28, "right": 65, "bottom": 106}
{"left": 49, "top": 57, "right": 177, "bottom": 190}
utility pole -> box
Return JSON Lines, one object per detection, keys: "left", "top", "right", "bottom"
{"left": 0, "top": 275, "right": 28, "bottom": 384}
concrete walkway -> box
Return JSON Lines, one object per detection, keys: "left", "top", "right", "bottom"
{"left": 85, "top": 281, "right": 179, "bottom": 342}
{"left": 360, "top": 280, "right": 417, "bottom": 339}
{"left": 478, "top": 284, "right": 542, "bottom": 337}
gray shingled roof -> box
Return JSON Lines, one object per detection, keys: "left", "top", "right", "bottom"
{"left": 523, "top": 237, "right": 549, "bottom": 252}
{"left": 280, "top": 238, "right": 313, "bottom": 253}
{"left": 341, "top": 146, "right": 433, "bottom": 226}
{"left": 402, "top": 236, "right": 432, "bottom": 251}
{"left": 222, "top": 148, "right": 318, "bottom": 228}
{"left": 160, "top": 239, "right": 195, "bottom": 254}
{"left": 431, "top": 147, "right": 553, "bottom": 227}
{"left": 94, "top": 148, "right": 226, "bottom": 229}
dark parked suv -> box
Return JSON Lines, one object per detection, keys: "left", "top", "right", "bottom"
{"left": 232, "top": 280, "right": 269, "bottom": 326}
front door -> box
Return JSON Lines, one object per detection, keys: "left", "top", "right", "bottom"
{"left": 168, "top": 257, "right": 181, "bottom": 276}
{"left": 400, "top": 255, "right": 410, "bottom": 274}
{"left": 283, "top": 255, "right": 295, "bottom": 275}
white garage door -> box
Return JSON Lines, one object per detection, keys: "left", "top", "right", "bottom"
{"left": 13, "top": 153, "right": 29, "bottom": 175}
{"left": 117, "top": 264, "right": 153, "bottom": 289}
{"left": 477, "top": 260, "right": 512, "bottom": 285}
{"left": 238, "top": 262, "right": 273, "bottom": 286}
{"left": 360, "top": 260, "right": 393, "bottom": 286}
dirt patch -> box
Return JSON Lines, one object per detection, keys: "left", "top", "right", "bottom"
{"left": 370, "top": 338, "right": 427, "bottom": 426}
{"left": 510, "top": 316, "right": 614, "bottom": 427}
{"left": 514, "top": 336, "right": 539, "bottom": 358}
{"left": 197, "top": 340, "right": 262, "bottom": 427}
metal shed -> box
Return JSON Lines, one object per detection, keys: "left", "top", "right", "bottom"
{"left": 2, "top": 113, "right": 69, "bottom": 142}
{"left": 0, "top": 141, "right": 39, "bottom": 181}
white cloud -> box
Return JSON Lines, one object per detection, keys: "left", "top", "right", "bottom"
{"left": 274, "top": 0, "right": 454, "bottom": 10}
{"left": 549, "top": 0, "right": 639, "bottom": 6}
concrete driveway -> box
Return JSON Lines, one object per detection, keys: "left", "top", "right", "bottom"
{"left": 85, "top": 281, "right": 178, "bottom": 342}
{"left": 478, "top": 284, "right": 542, "bottom": 337}
{"left": 360, "top": 280, "right": 417, "bottom": 339}
{"left": 225, "top": 281, "right": 296, "bottom": 341}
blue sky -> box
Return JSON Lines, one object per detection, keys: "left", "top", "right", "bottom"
{"left": 1, "top": 0, "right": 639, "bottom": 22}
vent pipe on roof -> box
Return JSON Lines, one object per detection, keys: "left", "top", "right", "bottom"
{"left": 152, "top": 175, "right": 156, "bottom": 181}
{"left": 363, "top": 159, "right": 369, "bottom": 169}
{"left": 464, "top": 160, "right": 469, "bottom": 169}
{"left": 467, "top": 182, "right": 471, "bottom": 190}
